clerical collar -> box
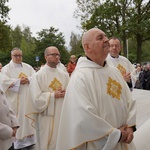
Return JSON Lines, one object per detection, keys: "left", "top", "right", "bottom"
{"left": 13, "top": 62, "right": 22, "bottom": 68}
{"left": 110, "top": 55, "right": 119, "bottom": 58}
{"left": 86, "top": 56, "right": 106, "bottom": 67}
{"left": 86, "top": 56, "right": 92, "bottom": 61}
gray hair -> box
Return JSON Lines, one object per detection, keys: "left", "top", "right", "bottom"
{"left": 11, "top": 47, "right": 22, "bottom": 54}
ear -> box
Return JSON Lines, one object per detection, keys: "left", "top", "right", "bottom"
{"left": 84, "top": 44, "right": 92, "bottom": 53}
{"left": 45, "top": 55, "right": 47, "bottom": 60}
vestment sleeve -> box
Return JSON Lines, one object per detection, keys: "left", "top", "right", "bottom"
{"left": 0, "top": 122, "right": 13, "bottom": 139}
{"left": 0, "top": 72, "right": 15, "bottom": 92}
{"left": 9, "top": 108, "right": 20, "bottom": 128}
{"left": 29, "top": 74, "right": 54, "bottom": 116}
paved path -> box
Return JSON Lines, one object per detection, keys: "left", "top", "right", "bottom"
{"left": 132, "top": 89, "right": 150, "bottom": 150}
{"left": 132, "top": 89, "right": 150, "bottom": 128}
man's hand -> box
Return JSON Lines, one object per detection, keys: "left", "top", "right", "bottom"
{"left": 55, "top": 88, "right": 66, "bottom": 99}
{"left": 9, "top": 83, "right": 14, "bottom": 88}
{"left": 124, "top": 127, "right": 134, "bottom": 144}
{"left": 123, "top": 73, "right": 131, "bottom": 82}
{"left": 20, "top": 77, "right": 29, "bottom": 84}
{"left": 12, "top": 127, "right": 18, "bottom": 137}
{"left": 118, "top": 125, "right": 134, "bottom": 144}
{"left": 118, "top": 125, "right": 128, "bottom": 143}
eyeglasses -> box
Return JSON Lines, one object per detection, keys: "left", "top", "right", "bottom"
{"left": 12, "top": 55, "right": 22, "bottom": 58}
{"left": 109, "top": 45, "right": 120, "bottom": 48}
{"left": 47, "top": 53, "right": 61, "bottom": 57}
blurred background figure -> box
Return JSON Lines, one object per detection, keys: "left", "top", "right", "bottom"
{"left": 67, "top": 55, "right": 77, "bottom": 76}
{"left": 141, "top": 65, "right": 150, "bottom": 90}
{"left": 134, "top": 66, "right": 143, "bottom": 89}
{"left": 136, "top": 63, "right": 141, "bottom": 68}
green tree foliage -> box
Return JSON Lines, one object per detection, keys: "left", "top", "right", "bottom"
{"left": 69, "top": 32, "right": 83, "bottom": 57}
{"left": 11, "top": 25, "right": 22, "bottom": 48}
{"left": 0, "top": 0, "right": 11, "bottom": 65}
{"left": 128, "top": 38, "right": 150, "bottom": 63}
{"left": 20, "top": 26, "right": 36, "bottom": 66}
{"left": 0, "top": 22, "right": 12, "bottom": 64}
{"left": 74, "top": 0, "right": 99, "bottom": 24}
{"left": 74, "top": 0, "right": 150, "bottom": 63}
{"left": 0, "top": 0, "right": 10, "bottom": 23}
{"left": 35, "top": 27, "right": 69, "bottom": 65}
{"left": 127, "top": 0, "right": 150, "bottom": 63}
{"left": 1, "top": 24, "right": 70, "bottom": 67}
{"left": 11, "top": 25, "right": 36, "bottom": 67}
{"left": 0, "top": 25, "right": 37, "bottom": 66}
{"left": 83, "top": 0, "right": 133, "bottom": 57}
{"left": 142, "top": 41, "right": 150, "bottom": 62}
{"left": 0, "top": 22, "right": 11, "bottom": 51}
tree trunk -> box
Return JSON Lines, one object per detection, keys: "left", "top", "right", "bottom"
{"left": 122, "top": 30, "right": 127, "bottom": 57}
{"left": 123, "top": 38, "right": 127, "bottom": 57}
{"left": 136, "top": 34, "right": 142, "bottom": 63}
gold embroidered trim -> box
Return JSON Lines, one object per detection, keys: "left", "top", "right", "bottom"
{"left": 49, "top": 78, "right": 62, "bottom": 91}
{"left": 16, "top": 94, "right": 19, "bottom": 117}
{"left": 107, "top": 77, "right": 122, "bottom": 100}
{"left": 18, "top": 72, "right": 27, "bottom": 78}
{"left": 48, "top": 117, "right": 54, "bottom": 145}
{"left": 70, "top": 128, "right": 114, "bottom": 150}
{"left": 117, "top": 64, "right": 126, "bottom": 75}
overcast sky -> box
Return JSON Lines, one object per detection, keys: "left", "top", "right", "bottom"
{"left": 7, "top": 0, "right": 81, "bottom": 47}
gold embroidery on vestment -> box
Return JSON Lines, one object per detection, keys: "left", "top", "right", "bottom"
{"left": 18, "top": 72, "right": 27, "bottom": 78}
{"left": 117, "top": 64, "right": 126, "bottom": 75}
{"left": 49, "top": 78, "right": 62, "bottom": 91}
{"left": 107, "top": 77, "right": 122, "bottom": 100}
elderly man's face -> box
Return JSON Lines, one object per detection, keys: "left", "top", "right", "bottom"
{"left": 89, "top": 29, "right": 109, "bottom": 59}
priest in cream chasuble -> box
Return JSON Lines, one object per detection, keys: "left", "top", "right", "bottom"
{"left": 56, "top": 57, "right": 136, "bottom": 150}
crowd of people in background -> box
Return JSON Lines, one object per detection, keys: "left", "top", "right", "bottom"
{"left": 134, "top": 63, "right": 150, "bottom": 90}
{"left": 0, "top": 27, "right": 149, "bottom": 150}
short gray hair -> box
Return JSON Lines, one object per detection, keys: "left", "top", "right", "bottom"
{"left": 11, "top": 47, "right": 22, "bottom": 54}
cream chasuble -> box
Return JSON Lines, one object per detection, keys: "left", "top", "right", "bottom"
{"left": 56, "top": 57, "right": 136, "bottom": 150}
{"left": 106, "top": 54, "right": 136, "bottom": 89}
{"left": 26, "top": 64, "right": 69, "bottom": 150}
{"left": 1, "top": 60, "right": 36, "bottom": 140}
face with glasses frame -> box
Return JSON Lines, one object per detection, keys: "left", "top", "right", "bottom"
{"left": 11, "top": 49, "right": 23, "bottom": 64}
{"left": 109, "top": 38, "right": 121, "bottom": 58}
{"left": 45, "top": 46, "right": 60, "bottom": 68}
